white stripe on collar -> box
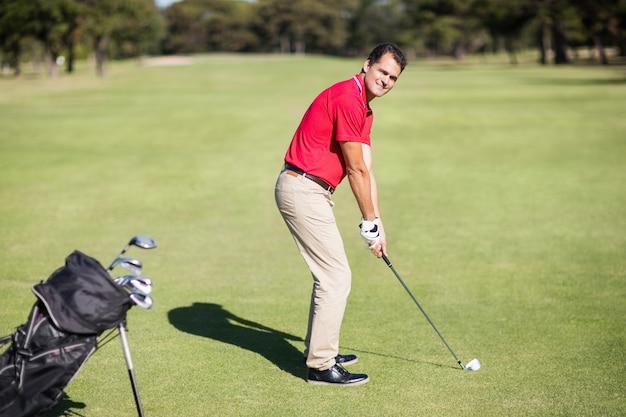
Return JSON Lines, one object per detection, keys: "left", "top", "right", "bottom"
{"left": 352, "top": 75, "right": 362, "bottom": 93}
{"left": 353, "top": 75, "right": 368, "bottom": 110}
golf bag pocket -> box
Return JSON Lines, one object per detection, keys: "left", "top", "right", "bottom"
{"left": 0, "top": 303, "right": 97, "bottom": 417}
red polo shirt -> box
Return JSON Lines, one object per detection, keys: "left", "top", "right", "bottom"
{"left": 284, "top": 74, "right": 373, "bottom": 188}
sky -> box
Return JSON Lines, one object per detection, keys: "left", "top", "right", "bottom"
{"left": 155, "top": 0, "right": 180, "bottom": 8}
{"left": 155, "top": 0, "right": 256, "bottom": 6}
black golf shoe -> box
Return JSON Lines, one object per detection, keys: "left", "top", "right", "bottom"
{"left": 336, "top": 353, "right": 358, "bottom": 366}
{"left": 302, "top": 354, "right": 358, "bottom": 367}
{"left": 307, "top": 364, "right": 369, "bottom": 386}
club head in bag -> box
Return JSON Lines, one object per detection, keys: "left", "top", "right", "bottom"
{"left": 130, "top": 291, "right": 153, "bottom": 309}
{"left": 129, "top": 235, "right": 157, "bottom": 251}
{"left": 114, "top": 277, "right": 126, "bottom": 285}
{"left": 108, "top": 235, "right": 157, "bottom": 269}
{"left": 109, "top": 257, "right": 143, "bottom": 275}
{"left": 128, "top": 277, "right": 152, "bottom": 295}
{"left": 114, "top": 276, "right": 153, "bottom": 294}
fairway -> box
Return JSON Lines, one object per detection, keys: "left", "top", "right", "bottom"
{"left": 0, "top": 54, "right": 624, "bottom": 416}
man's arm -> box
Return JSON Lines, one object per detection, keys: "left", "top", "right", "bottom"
{"left": 339, "top": 141, "right": 385, "bottom": 257}
{"left": 362, "top": 144, "right": 387, "bottom": 256}
{"left": 339, "top": 141, "right": 376, "bottom": 220}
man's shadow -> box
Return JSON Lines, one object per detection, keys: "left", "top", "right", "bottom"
{"left": 42, "top": 394, "right": 86, "bottom": 417}
{"left": 168, "top": 303, "right": 305, "bottom": 379}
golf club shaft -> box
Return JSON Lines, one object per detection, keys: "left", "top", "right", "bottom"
{"left": 381, "top": 254, "right": 465, "bottom": 370}
{"left": 119, "top": 322, "right": 145, "bottom": 417}
{"left": 107, "top": 246, "right": 130, "bottom": 270}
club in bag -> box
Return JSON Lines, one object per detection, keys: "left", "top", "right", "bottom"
{"left": 381, "top": 254, "right": 480, "bottom": 371}
{"left": 113, "top": 235, "right": 157, "bottom": 417}
{"left": 129, "top": 291, "right": 153, "bottom": 309}
{"left": 119, "top": 321, "right": 145, "bottom": 417}
{"left": 107, "top": 234, "right": 157, "bottom": 270}
{"left": 114, "top": 235, "right": 157, "bottom": 259}
{"left": 115, "top": 276, "right": 153, "bottom": 295}
{"left": 108, "top": 257, "right": 143, "bottom": 275}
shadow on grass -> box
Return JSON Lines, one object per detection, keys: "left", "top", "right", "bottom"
{"left": 42, "top": 394, "right": 86, "bottom": 417}
{"left": 168, "top": 303, "right": 305, "bottom": 380}
{"left": 340, "top": 346, "right": 462, "bottom": 371}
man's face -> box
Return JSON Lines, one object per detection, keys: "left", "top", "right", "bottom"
{"left": 362, "top": 52, "right": 402, "bottom": 101}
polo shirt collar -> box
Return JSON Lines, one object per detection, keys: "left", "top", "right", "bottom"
{"left": 352, "top": 74, "right": 370, "bottom": 110}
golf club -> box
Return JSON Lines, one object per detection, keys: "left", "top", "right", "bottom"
{"left": 110, "top": 235, "right": 157, "bottom": 417}
{"left": 128, "top": 277, "right": 153, "bottom": 295}
{"left": 119, "top": 321, "right": 145, "bottom": 417}
{"left": 114, "top": 276, "right": 153, "bottom": 295}
{"left": 115, "top": 235, "right": 157, "bottom": 259}
{"left": 381, "top": 254, "right": 480, "bottom": 371}
{"left": 108, "top": 257, "right": 143, "bottom": 275}
{"left": 107, "top": 235, "right": 157, "bottom": 270}
{"left": 129, "top": 291, "right": 153, "bottom": 309}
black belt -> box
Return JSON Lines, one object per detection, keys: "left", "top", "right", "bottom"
{"left": 283, "top": 164, "right": 335, "bottom": 194}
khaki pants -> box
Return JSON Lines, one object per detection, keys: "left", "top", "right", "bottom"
{"left": 275, "top": 170, "right": 351, "bottom": 371}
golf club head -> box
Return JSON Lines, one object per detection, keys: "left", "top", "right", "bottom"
{"left": 130, "top": 291, "right": 153, "bottom": 309}
{"left": 129, "top": 235, "right": 157, "bottom": 250}
{"left": 114, "top": 275, "right": 153, "bottom": 294}
{"left": 464, "top": 358, "right": 481, "bottom": 371}
{"left": 129, "top": 277, "right": 152, "bottom": 294}
{"left": 110, "top": 235, "right": 158, "bottom": 265}
{"left": 114, "top": 276, "right": 127, "bottom": 286}
{"left": 109, "top": 257, "right": 143, "bottom": 275}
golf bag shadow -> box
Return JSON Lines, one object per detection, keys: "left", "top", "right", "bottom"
{"left": 0, "top": 250, "right": 132, "bottom": 417}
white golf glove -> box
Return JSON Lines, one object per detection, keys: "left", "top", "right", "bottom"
{"left": 359, "top": 218, "right": 380, "bottom": 249}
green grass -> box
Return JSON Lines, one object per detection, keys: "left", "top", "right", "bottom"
{"left": 1, "top": 54, "right": 624, "bottom": 417}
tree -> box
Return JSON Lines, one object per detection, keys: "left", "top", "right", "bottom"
{"left": 570, "top": 0, "right": 623, "bottom": 64}
{"left": 616, "top": 0, "right": 626, "bottom": 56}
{"left": 401, "top": 0, "right": 483, "bottom": 59}
{"left": 254, "top": 0, "right": 353, "bottom": 54}
{"left": 534, "top": 0, "right": 560, "bottom": 64}
{"left": 355, "top": 0, "right": 405, "bottom": 54}
{"left": 201, "top": 0, "right": 258, "bottom": 52}
{"left": 161, "top": 0, "right": 211, "bottom": 54}
{"left": 81, "top": 0, "right": 162, "bottom": 76}
{"left": 57, "top": 0, "right": 84, "bottom": 73}
{"left": 0, "top": 0, "right": 28, "bottom": 75}
{"left": 472, "top": 0, "right": 535, "bottom": 64}
{"left": 344, "top": 0, "right": 377, "bottom": 55}
{"left": 110, "top": 0, "right": 165, "bottom": 58}
{"left": 0, "top": 0, "right": 85, "bottom": 76}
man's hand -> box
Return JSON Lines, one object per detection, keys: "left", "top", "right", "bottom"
{"left": 359, "top": 218, "right": 386, "bottom": 258}
{"left": 359, "top": 218, "right": 380, "bottom": 248}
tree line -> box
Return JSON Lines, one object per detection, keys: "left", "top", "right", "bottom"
{"left": 1, "top": 0, "right": 624, "bottom": 77}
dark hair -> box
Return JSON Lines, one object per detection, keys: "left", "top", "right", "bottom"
{"left": 366, "top": 43, "right": 407, "bottom": 73}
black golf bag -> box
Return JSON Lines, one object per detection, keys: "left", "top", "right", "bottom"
{"left": 0, "top": 250, "right": 132, "bottom": 417}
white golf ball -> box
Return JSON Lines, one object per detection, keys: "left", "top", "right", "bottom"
{"left": 465, "top": 358, "right": 481, "bottom": 371}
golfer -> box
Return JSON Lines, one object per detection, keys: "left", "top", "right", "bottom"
{"left": 275, "top": 43, "right": 407, "bottom": 386}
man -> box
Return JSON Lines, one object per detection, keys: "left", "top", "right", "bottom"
{"left": 275, "top": 43, "right": 407, "bottom": 386}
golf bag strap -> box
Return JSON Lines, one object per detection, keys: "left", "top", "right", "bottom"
{"left": 0, "top": 334, "right": 10, "bottom": 346}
